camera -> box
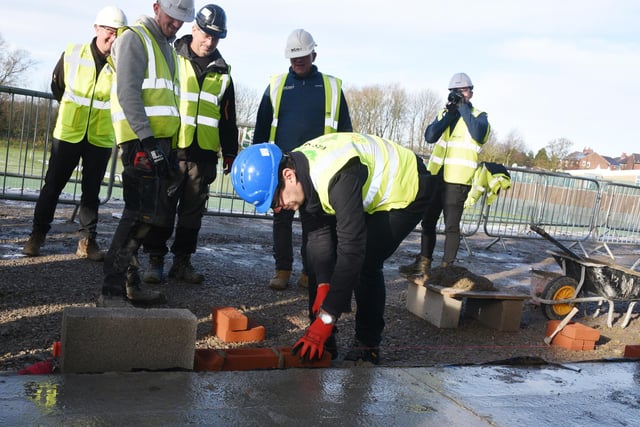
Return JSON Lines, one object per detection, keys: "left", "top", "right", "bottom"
{"left": 447, "top": 89, "right": 462, "bottom": 104}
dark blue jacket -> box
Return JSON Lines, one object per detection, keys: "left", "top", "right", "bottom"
{"left": 253, "top": 65, "right": 352, "bottom": 152}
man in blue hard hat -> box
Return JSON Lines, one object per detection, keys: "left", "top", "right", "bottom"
{"left": 231, "top": 132, "right": 433, "bottom": 364}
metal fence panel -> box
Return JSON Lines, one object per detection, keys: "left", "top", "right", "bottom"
{"left": 482, "top": 167, "right": 600, "bottom": 242}
{"left": 5, "top": 84, "right": 640, "bottom": 251}
{"left": 595, "top": 182, "right": 640, "bottom": 245}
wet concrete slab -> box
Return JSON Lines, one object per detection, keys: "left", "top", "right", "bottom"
{"left": 1, "top": 362, "right": 638, "bottom": 426}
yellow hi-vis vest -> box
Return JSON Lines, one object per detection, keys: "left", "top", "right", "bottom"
{"left": 110, "top": 25, "right": 180, "bottom": 144}
{"left": 176, "top": 56, "right": 231, "bottom": 152}
{"left": 464, "top": 162, "right": 512, "bottom": 209}
{"left": 52, "top": 43, "right": 115, "bottom": 148}
{"left": 295, "top": 133, "right": 420, "bottom": 215}
{"left": 427, "top": 107, "right": 489, "bottom": 185}
{"left": 267, "top": 72, "right": 342, "bottom": 143}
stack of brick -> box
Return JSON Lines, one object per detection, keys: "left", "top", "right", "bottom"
{"left": 546, "top": 320, "right": 600, "bottom": 350}
{"left": 213, "top": 307, "right": 265, "bottom": 343}
{"left": 193, "top": 347, "right": 332, "bottom": 371}
{"left": 204, "top": 306, "right": 332, "bottom": 371}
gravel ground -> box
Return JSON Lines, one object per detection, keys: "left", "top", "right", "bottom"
{"left": 1, "top": 198, "right": 640, "bottom": 373}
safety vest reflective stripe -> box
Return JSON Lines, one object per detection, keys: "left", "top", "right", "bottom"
{"left": 267, "top": 73, "right": 341, "bottom": 143}
{"left": 324, "top": 75, "right": 340, "bottom": 131}
{"left": 267, "top": 74, "right": 286, "bottom": 142}
{"left": 63, "top": 92, "right": 92, "bottom": 107}
{"left": 196, "top": 115, "right": 219, "bottom": 127}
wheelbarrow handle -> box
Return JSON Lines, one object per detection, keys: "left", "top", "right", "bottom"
{"left": 530, "top": 225, "right": 584, "bottom": 261}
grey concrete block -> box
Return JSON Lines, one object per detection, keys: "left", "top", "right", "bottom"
{"left": 406, "top": 282, "right": 461, "bottom": 328}
{"left": 60, "top": 307, "right": 197, "bottom": 373}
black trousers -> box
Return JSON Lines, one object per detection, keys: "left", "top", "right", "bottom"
{"left": 103, "top": 139, "right": 173, "bottom": 295}
{"left": 32, "top": 137, "right": 111, "bottom": 238}
{"left": 304, "top": 208, "right": 424, "bottom": 348}
{"left": 143, "top": 159, "right": 216, "bottom": 257}
{"left": 421, "top": 178, "right": 470, "bottom": 265}
{"left": 272, "top": 209, "right": 305, "bottom": 272}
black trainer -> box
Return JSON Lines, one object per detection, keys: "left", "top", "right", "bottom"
{"left": 344, "top": 338, "right": 380, "bottom": 365}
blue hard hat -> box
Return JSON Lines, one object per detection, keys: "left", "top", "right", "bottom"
{"left": 231, "top": 143, "right": 282, "bottom": 213}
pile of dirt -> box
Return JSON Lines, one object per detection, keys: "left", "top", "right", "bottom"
{"left": 422, "top": 265, "right": 496, "bottom": 291}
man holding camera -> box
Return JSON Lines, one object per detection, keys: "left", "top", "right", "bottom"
{"left": 399, "top": 72, "right": 490, "bottom": 276}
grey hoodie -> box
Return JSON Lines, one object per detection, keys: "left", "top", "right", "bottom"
{"left": 111, "top": 16, "right": 177, "bottom": 141}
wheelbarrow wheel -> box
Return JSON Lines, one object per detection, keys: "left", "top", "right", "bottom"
{"left": 542, "top": 276, "right": 580, "bottom": 320}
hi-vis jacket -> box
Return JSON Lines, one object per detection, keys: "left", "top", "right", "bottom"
{"left": 53, "top": 43, "right": 115, "bottom": 148}
{"left": 427, "top": 106, "right": 490, "bottom": 185}
{"left": 464, "top": 162, "right": 512, "bottom": 209}
{"left": 175, "top": 56, "right": 231, "bottom": 152}
{"left": 295, "top": 133, "right": 420, "bottom": 215}
{"left": 110, "top": 25, "right": 180, "bottom": 144}
{"left": 267, "top": 72, "right": 342, "bottom": 143}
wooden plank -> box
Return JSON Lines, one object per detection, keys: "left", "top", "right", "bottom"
{"left": 425, "top": 284, "right": 529, "bottom": 301}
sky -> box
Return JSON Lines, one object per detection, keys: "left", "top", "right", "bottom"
{"left": 3, "top": 0, "right": 640, "bottom": 157}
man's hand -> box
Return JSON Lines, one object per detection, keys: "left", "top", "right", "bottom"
{"left": 292, "top": 318, "right": 334, "bottom": 361}
{"left": 223, "top": 156, "right": 235, "bottom": 175}
{"left": 140, "top": 137, "right": 169, "bottom": 176}
{"left": 311, "top": 283, "right": 330, "bottom": 315}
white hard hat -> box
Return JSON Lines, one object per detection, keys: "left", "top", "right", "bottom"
{"left": 94, "top": 6, "right": 127, "bottom": 28}
{"left": 284, "top": 29, "right": 316, "bottom": 59}
{"left": 448, "top": 72, "right": 474, "bottom": 90}
{"left": 158, "top": 0, "right": 195, "bottom": 22}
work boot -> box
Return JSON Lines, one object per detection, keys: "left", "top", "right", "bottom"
{"left": 268, "top": 269, "right": 291, "bottom": 290}
{"left": 99, "top": 277, "right": 130, "bottom": 308}
{"left": 22, "top": 232, "right": 45, "bottom": 257}
{"left": 168, "top": 255, "right": 204, "bottom": 284}
{"left": 297, "top": 272, "right": 309, "bottom": 289}
{"left": 96, "top": 294, "right": 132, "bottom": 308}
{"left": 344, "top": 338, "right": 380, "bottom": 365}
{"left": 143, "top": 255, "right": 165, "bottom": 284}
{"left": 76, "top": 237, "right": 105, "bottom": 261}
{"left": 398, "top": 255, "right": 432, "bottom": 276}
{"left": 126, "top": 268, "right": 166, "bottom": 304}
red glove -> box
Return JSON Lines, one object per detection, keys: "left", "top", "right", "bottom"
{"left": 18, "top": 359, "right": 53, "bottom": 375}
{"left": 311, "top": 283, "right": 330, "bottom": 315}
{"left": 292, "top": 318, "right": 334, "bottom": 361}
{"left": 223, "top": 156, "right": 234, "bottom": 175}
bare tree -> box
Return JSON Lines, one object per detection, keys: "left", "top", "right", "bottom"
{"left": 234, "top": 83, "right": 260, "bottom": 127}
{"left": 0, "top": 33, "right": 37, "bottom": 87}
{"left": 406, "top": 89, "right": 440, "bottom": 155}
{"left": 546, "top": 137, "right": 573, "bottom": 170}
{"left": 344, "top": 84, "right": 384, "bottom": 135}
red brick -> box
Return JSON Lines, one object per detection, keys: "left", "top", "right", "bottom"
{"left": 278, "top": 346, "right": 332, "bottom": 368}
{"left": 545, "top": 321, "right": 600, "bottom": 343}
{"left": 212, "top": 307, "right": 248, "bottom": 333}
{"left": 559, "top": 323, "right": 600, "bottom": 342}
{"left": 221, "top": 348, "right": 279, "bottom": 371}
{"left": 624, "top": 345, "right": 640, "bottom": 358}
{"left": 552, "top": 334, "right": 585, "bottom": 351}
{"left": 194, "top": 349, "right": 225, "bottom": 371}
{"left": 217, "top": 323, "right": 266, "bottom": 343}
